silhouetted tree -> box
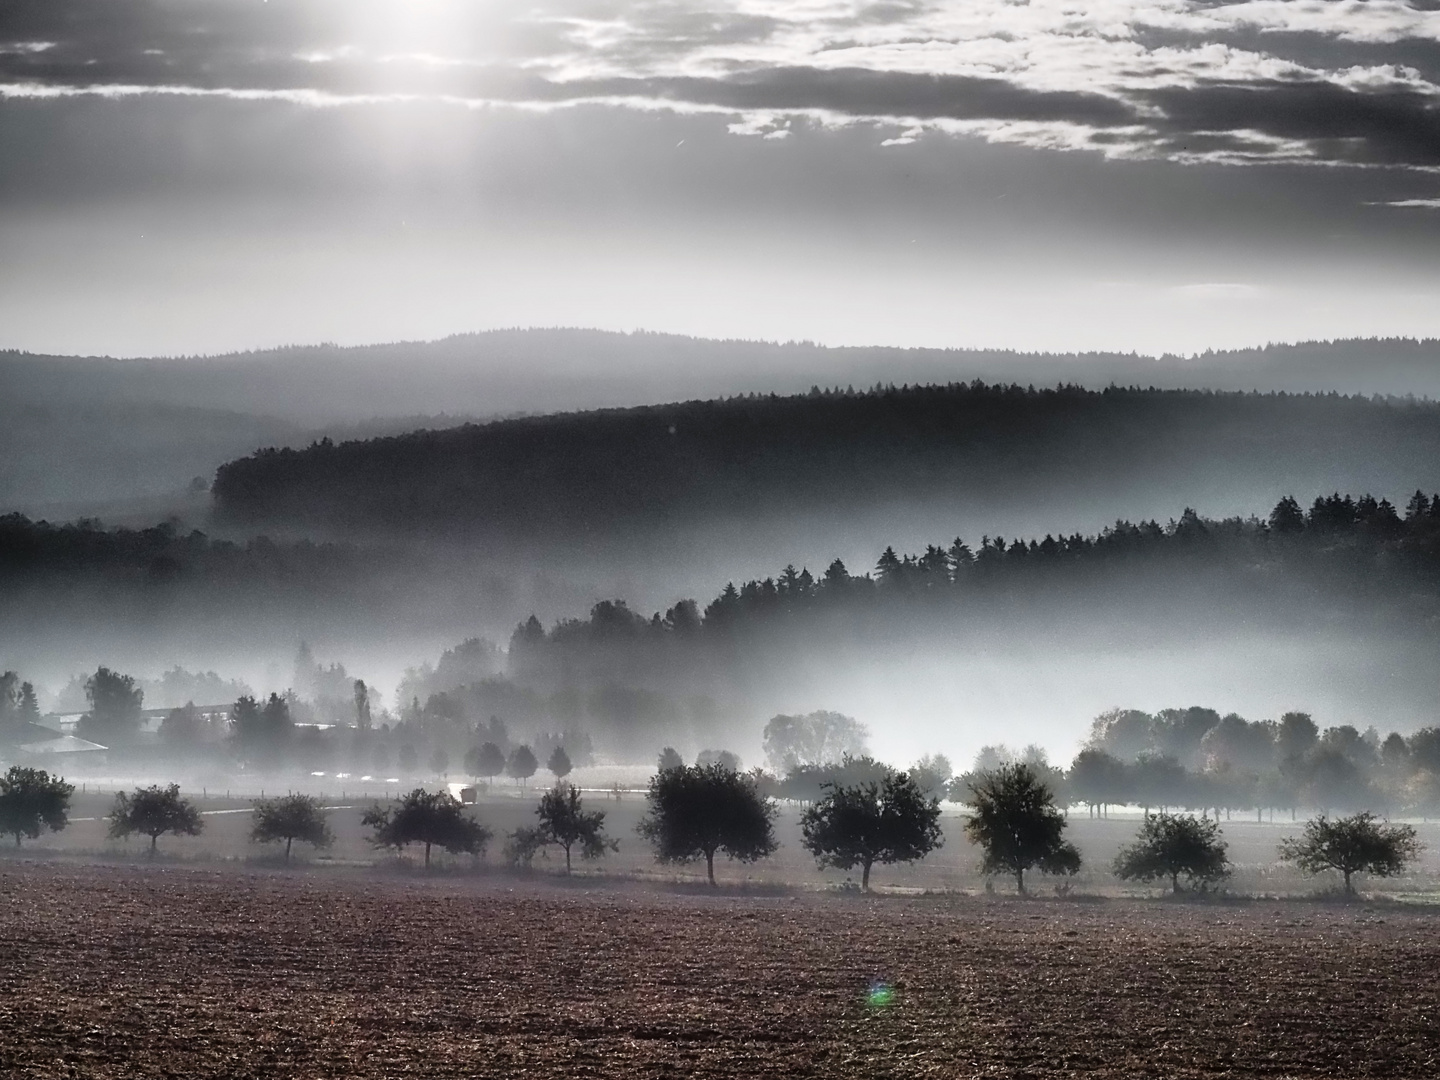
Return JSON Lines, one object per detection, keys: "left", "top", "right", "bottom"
{"left": 963, "top": 763, "right": 1080, "bottom": 894}
{"left": 230, "top": 693, "right": 294, "bottom": 765}
{"left": 547, "top": 745, "right": 573, "bottom": 779}
{"left": 535, "top": 782, "right": 615, "bottom": 873}
{"left": 1068, "top": 749, "right": 1128, "bottom": 817}
{"left": 696, "top": 748, "right": 741, "bottom": 772}
{"left": 0, "top": 766, "right": 74, "bottom": 847}
{"left": 800, "top": 767, "right": 942, "bottom": 890}
{"left": 1279, "top": 812, "right": 1422, "bottom": 894}
{"left": 353, "top": 679, "right": 372, "bottom": 730}
{"left": 1269, "top": 495, "right": 1305, "bottom": 534}
{"left": 466, "top": 741, "right": 506, "bottom": 785}
{"left": 16, "top": 681, "right": 40, "bottom": 725}
{"left": 77, "top": 667, "right": 143, "bottom": 744}
{"left": 362, "top": 788, "right": 491, "bottom": 868}
{"left": 158, "top": 703, "right": 206, "bottom": 746}
{"left": 657, "top": 746, "right": 684, "bottom": 772}
{"left": 637, "top": 763, "right": 777, "bottom": 885}
{"left": 108, "top": 784, "right": 203, "bottom": 855}
{"left": 250, "top": 794, "right": 333, "bottom": 862}
{"left": 504, "top": 825, "right": 548, "bottom": 868}
{"left": 1113, "top": 813, "right": 1230, "bottom": 893}
{"left": 1275, "top": 711, "right": 1319, "bottom": 764}
{"left": 428, "top": 746, "right": 450, "bottom": 777}
{"left": 506, "top": 744, "right": 538, "bottom": 789}
{"left": 0, "top": 672, "right": 17, "bottom": 725}
{"left": 762, "top": 710, "right": 869, "bottom": 773}
{"left": 909, "top": 754, "right": 953, "bottom": 796}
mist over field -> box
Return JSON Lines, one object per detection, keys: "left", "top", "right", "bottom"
{"left": 9, "top": 346, "right": 1440, "bottom": 769}
{"left": 11, "top": 3, "right": 1440, "bottom": 1073}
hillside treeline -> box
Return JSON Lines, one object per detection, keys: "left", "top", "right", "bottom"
{"left": 211, "top": 383, "right": 1440, "bottom": 537}
{"left": 504, "top": 490, "right": 1440, "bottom": 694}
{"left": 0, "top": 514, "right": 523, "bottom": 640}
{"left": 1063, "top": 706, "right": 1440, "bottom": 818}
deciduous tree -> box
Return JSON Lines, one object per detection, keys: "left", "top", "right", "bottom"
{"left": 0, "top": 766, "right": 74, "bottom": 848}
{"left": 637, "top": 763, "right": 777, "bottom": 885}
{"left": 466, "top": 741, "right": 506, "bottom": 785}
{"left": 963, "top": 763, "right": 1080, "bottom": 894}
{"left": 547, "top": 745, "right": 573, "bottom": 780}
{"left": 362, "top": 787, "right": 491, "bottom": 868}
{"left": 250, "top": 793, "right": 334, "bottom": 862}
{"left": 108, "top": 784, "right": 203, "bottom": 855}
{"left": 506, "top": 745, "right": 538, "bottom": 789}
{"left": 1279, "top": 812, "right": 1422, "bottom": 894}
{"left": 762, "top": 711, "right": 869, "bottom": 773}
{"left": 1113, "top": 812, "right": 1230, "bottom": 893}
{"left": 800, "top": 767, "right": 942, "bottom": 890}
{"left": 535, "top": 782, "right": 615, "bottom": 873}
{"left": 78, "top": 667, "right": 144, "bottom": 744}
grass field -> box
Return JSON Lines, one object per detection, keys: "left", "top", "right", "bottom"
{"left": 3, "top": 861, "right": 1440, "bottom": 1078}
{"left": 21, "top": 785, "right": 1440, "bottom": 898}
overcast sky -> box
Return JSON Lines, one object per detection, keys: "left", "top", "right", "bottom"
{"left": 3, "top": 0, "right": 1440, "bottom": 357}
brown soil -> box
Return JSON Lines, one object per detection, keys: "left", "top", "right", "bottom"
{"left": 2, "top": 862, "right": 1438, "bottom": 1078}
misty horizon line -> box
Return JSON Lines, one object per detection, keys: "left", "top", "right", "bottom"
{"left": 8, "top": 326, "right": 1440, "bottom": 367}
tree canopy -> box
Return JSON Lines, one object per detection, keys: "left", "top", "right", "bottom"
{"left": 1113, "top": 813, "right": 1230, "bottom": 894}
{"left": 800, "top": 765, "right": 942, "bottom": 890}
{"left": 108, "top": 784, "right": 203, "bottom": 854}
{"left": 506, "top": 745, "right": 538, "bottom": 788}
{"left": 534, "top": 782, "right": 615, "bottom": 873}
{"left": 0, "top": 766, "right": 74, "bottom": 848}
{"left": 637, "top": 763, "right": 778, "bottom": 885}
{"left": 77, "top": 667, "right": 143, "bottom": 744}
{"left": 250, "top": 793, "right": 334, "bottom": 862}
{"left": 362, "top": 788, "right": 491, "bottom": 868}
{"left": 1279, "top": 812, "right": 1422, "bottom": 894}
{"left": 763, "top": 711, "right": 870, "bottom": 774}
{"left": 963, "top": 763, "right": 1080, "bottom": 894}
{"left": 546, "top": 745, "right": 573, "bottom": 779}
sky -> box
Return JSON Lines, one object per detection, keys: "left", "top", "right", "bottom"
{"left": 3, "top": 0, "right": 1440, "bottom": 357}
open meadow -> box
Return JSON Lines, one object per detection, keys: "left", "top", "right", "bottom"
{"left": 3, "top": 860, "right": 1440, "bottom": 1078}
{"left": 22, "top": 784, "right": 1440, "bottom": 897}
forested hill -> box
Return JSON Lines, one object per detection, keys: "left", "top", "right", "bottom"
{"left": 9, "top": 333, "right": 1440, "bottom": 424}
{"left": 212, "top": 383, "right": 1440, "bottom": 540}
{"left": 8, "top": 330, "right": 1440, "bottom": 516}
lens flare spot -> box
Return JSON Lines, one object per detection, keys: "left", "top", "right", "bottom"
{"left": 866, "top": 980, "right": 894, "bottom": 1008}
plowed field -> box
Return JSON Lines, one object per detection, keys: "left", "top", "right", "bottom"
{"left": 2, "top": 862, "right": 1438, "bottom": 1078}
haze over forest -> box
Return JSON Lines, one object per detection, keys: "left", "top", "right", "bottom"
{"left": 7, "top": 0, "right": 1440, "bottom": 772}
{"left": 9, "top": 333, "right": 1440, "bottom": 765}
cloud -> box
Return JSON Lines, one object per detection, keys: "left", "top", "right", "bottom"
{"left": 4, "top": 0, "right": 1440, "bottom": 167}
{"left": 1170, "top": 282, "right": 1264, "bottom": 298}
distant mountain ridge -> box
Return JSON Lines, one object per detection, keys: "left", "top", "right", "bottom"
{"left": 7, "top": 329, "right": 1440, "bottom": 517}
{"left": 8, "top": 330, "right": 1440, "bottom": 425}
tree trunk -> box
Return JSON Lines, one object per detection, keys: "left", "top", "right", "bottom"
{"left": 862, "top": 859, "right": 872, "bottom": 892}
{"left": 1344, "top": 868, "right": 1353, "bottom": 894}
{"left": 13, "top": 832, "right": 20, "bottom": 848}
{"left": 150, "top": 834, "right": 158, "bottom": 856}
{"left": 706, "top": 849, "right": 716, "bottom": 886}
{"left": 565, "top": 844, "right": 572, "bottom": 874}
{"left": 285, "top": 836, "right": 293, "bottom": 863}
{"left": 424, "top": 842, "right": 432, "bottom": 869}
{"left": 1171, "top": 872, "right": 1180, "bottom": 894}
{"left": 1016, "top": 867, "right": 1025, "bottom": 895}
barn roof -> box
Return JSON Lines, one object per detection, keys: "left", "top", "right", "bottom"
{"left": 18, "top": 735, "right": 108, "bottom": 755}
